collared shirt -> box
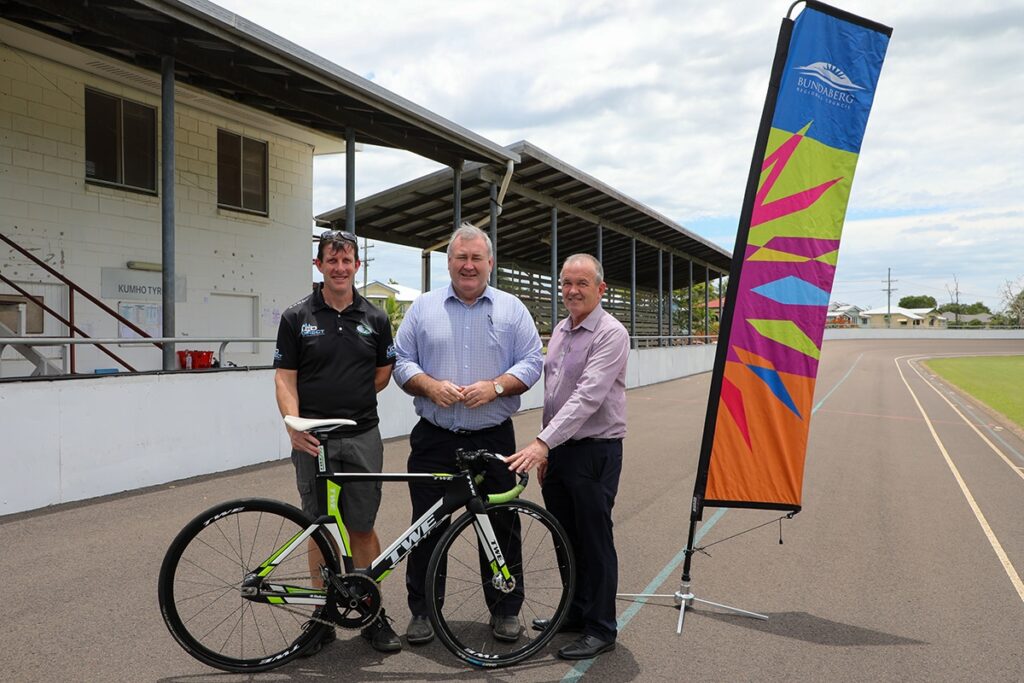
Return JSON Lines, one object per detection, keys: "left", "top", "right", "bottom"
{"left": 538, "top": 304, "right": 629, "bottom": 449}
{"left": 274, "top": 285, "right": 396, "bottom": 434}
{"left": 394, "top": 284, "right": 543, "bottom": 431}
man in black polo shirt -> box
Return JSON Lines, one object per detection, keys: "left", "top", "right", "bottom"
{"left": 273, "top": 229, "right": 400, "bottom": 654}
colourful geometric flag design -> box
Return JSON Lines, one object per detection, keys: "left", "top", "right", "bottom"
{"left": 695, "top": 2, "right": 891, "bottom": 513}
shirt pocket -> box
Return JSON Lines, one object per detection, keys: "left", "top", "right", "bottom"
{"left": 487, "top": 322, "right": 514, "bottom": 353}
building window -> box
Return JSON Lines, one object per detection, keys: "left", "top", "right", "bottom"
{"left": 84, "top": 89, "right": 157, "bottom": 193}
{"left": 217, "top": 129, "right": 268, "bottom": 214}
{"left": 0, "top": 294, "right": 45, "bottom": 334}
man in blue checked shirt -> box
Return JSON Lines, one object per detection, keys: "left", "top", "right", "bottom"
{"left": 394, "top": 223, "right": 543, "bottom": 645}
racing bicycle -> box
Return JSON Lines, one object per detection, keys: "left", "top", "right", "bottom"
{"left": 157, "top": 416, "right": 576, "bottom": 670}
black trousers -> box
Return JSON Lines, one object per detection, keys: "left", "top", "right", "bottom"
{"left": 542, "top": 439, "right": 622, "bottom": 642}
{"left": 406, "top": 418, "right": 523, "bottom": 618}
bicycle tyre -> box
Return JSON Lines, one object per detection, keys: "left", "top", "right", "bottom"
{"left": 158, "top": 498, "right": 339, "bottom": 672}
{"left": 426, "top": 499, "right": 575, "bottom": 668}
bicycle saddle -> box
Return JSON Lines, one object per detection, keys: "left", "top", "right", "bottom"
{"left": 284, "top": 416, "right": 357, "bottom": 433}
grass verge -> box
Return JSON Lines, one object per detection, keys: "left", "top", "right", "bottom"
{"left": 924, "top": 356, "right": 1024, "bottom": 429}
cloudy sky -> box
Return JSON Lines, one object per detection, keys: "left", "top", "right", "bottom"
{"left": 216, "top": 0, "right": 1023, "bottom": 311}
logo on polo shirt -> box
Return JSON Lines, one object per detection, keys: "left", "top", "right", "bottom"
{"left": 273, "top": 348, "right": 282, "bottom": 361}
{"left": 356, "top": 322, "right": 373, "bottom": 336}
{"left": 300, "top": 323, "right": 325, "bottom": 337}
{"left": 386, "top": 344, "right": 396, "bottom": 359}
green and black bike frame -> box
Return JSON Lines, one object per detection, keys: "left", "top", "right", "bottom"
{"left": 240, "top": 437, "right": 526, "bottom": 608}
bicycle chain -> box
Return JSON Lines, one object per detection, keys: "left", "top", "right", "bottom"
{"left": 256, "top": 572, "right": 381, "bottom": 630}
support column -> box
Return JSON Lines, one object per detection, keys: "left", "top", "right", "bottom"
{"left": 550, "top": 207, "right": 558, "bottom": 331}
{"left": 688, "top": 259, "right": 694, "bottom": 345}
{"left": 160, "top": 55, "right": 176, "bottom": 371}
{"left": 596, "top": 224, "right": 603, "bottom": 263}
{"left": 345, "top": 128, "right": 356, "bottom": 234}
{"left": 657, "top": 250, "right": 663, "bottom": 346}
{"left": 489, "top": 183, "right": 498, "bottom": 287}
{"left": 705, "top": 268, "right": 711, "bottom": 342}
{"left": 630, "top": 237, "right": 637, "bottom": 348}
{"left": 453, "top": 161, "right": 463, "bottom": 229}
{"left": 422, "top": 251, "right": 431, "bottom": 293}
{"left": 668, "top": 255, "right": 674, "bottom": 344}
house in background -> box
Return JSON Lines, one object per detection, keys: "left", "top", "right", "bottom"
{"left": 826, "top": 302, "right": 867, "bottom": 328}
{"left": 359, "top": 280, "right": 420, "bottom": 315}
{"left": 861, "top": 306, "right": 947, "bottom": 328}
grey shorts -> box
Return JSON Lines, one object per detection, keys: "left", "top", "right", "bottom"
{"left": 292, "top": 425, "right": 383, "bottom": 533}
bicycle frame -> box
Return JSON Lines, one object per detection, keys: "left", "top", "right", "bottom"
{"left": 242, "top": 446, "right": 523, "bottom": 609}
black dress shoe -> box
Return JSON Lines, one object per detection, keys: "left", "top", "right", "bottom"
{"left": 531, "top": 618, "right": 584, "bottom": 633}
{"left": 557, "top": 634, "right": 616, "bottom": 660}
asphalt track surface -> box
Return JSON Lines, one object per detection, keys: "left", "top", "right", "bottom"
{"left": 2, "top": 339, "right": 1023, "bottom": 682}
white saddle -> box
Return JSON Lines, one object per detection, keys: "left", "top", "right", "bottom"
{"left": 283, "top": 416, "right": 357, "bottom": 433}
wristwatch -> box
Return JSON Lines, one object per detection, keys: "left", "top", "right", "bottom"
{"left": 493, "top": 381, "right": 505, "bottom": 396}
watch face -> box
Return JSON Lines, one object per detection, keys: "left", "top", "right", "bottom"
{"left": 494, "top": 382, "right": 504, "bottom": 395}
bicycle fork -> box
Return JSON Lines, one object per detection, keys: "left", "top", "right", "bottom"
{"left": 467, "top": 497, "right": 517, "bottom": 594}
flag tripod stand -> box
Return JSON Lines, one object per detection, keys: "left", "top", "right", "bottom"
{"left": 618, "top": 518, "right": 768, "bottom": 635}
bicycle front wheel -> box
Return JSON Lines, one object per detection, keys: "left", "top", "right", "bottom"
{"left": 426, "top": 499, "right": 575, "bottom": 667}
{"left": 157, "top": 498, "right": 339, "bottom": 672}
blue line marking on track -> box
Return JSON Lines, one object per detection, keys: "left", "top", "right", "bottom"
{"left": 562, "top": 352, "right": 861, "bottom": 680}
{"left": 813, "top": 352, "right": 862, "bottom": 414}
{"left": 560, "top": 508, "right": 728, "bottom": 682}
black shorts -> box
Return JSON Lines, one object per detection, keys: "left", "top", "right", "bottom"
{"left": 291, "top": 425, "right": 383, "bottom": 533}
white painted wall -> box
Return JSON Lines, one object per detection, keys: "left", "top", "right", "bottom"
{"left": 0, "top": 344, "right": 718, "bottom": 515}
{"left": 0, "top": 28, "right": 332, "bottom": 375}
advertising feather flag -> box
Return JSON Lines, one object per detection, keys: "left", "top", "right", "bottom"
{"left": 692, "top": 2, "right": 892, "bottom": 517}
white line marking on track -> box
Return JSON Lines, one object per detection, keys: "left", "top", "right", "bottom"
{"left": 894, "top": 354, "right": 1024, "bottom": 604}
{"left": 906, "top": 355, "right": 1024, "bottom": 481}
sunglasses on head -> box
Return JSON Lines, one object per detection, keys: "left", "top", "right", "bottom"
{"left": 319, "top": 229, "right": 357, "bottom": 244}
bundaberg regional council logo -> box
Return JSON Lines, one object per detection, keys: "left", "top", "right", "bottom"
{"left": 793, "top": 61, "right": 864, "bottom": 109}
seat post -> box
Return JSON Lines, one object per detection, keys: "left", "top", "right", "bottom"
{"left": 315, "top": 431, "right": 329, "bottom": 474}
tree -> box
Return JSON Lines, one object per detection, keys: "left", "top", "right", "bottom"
{"left": 1000, "top": 278, "right": 1024, "bottom": 327}
{"left": 381, "top": 295, "right": 404, "bottom": 336}
{"left": 672, "top": 280, "right": 723, "bottom": 338}
{"left": 938, "top": 301, "right": 992, "bottom": 315}
{"left": 898, "top": 294, "right": 937, "bottom": 309}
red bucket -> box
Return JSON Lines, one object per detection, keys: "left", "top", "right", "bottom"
{"left": 177, "top": 350, "right": 193, "bottom": 369}
{"left": 194, "top": 351, "right": 214, "bottom": 369}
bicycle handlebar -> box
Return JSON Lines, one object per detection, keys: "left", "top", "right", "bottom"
{"left": 454, "top": 449, "right": 527, "bottom": 504}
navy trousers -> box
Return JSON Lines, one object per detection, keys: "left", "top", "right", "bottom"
{"left": 542, "top": 439, "right": 622, "bottom": 642}
{"left": 405, "top": 418, "right": 523, "bottom": 618}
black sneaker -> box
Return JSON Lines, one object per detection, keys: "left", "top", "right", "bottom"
{"left": 361, "top": 611, "right": 402, "bottom": 653}
{"left": 406, "top": 614, "right": 435, "bottom": 644}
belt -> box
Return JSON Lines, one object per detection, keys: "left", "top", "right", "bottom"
{"left": 565, "top": 436, "right": 622, "bottom": 445}
{"left": 423, "top": 417, "right": 511, "bottom": 436}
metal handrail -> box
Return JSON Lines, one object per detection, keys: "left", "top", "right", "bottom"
{"left": 1, "top": 231, "right": 159, "bottom": 372}
{"left": 0, "top": 336, "right": 274, "bottom": 377}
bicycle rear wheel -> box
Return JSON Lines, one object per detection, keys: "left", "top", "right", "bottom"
{"left": 158, "top": 498, "right": 339, "bottom": 672}
{"left": 426, "top": 499, "right": 575, "bottom": 667}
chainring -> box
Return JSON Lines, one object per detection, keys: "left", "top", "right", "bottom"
{"left": 324, "top": 572, "right": 382, "bottom": 629}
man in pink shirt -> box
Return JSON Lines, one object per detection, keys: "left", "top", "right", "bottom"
{"left": 506, "top": 253, "right": 630, "bottom": 660}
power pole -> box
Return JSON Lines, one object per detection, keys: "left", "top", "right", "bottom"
{"left": 882, "top": 268, "right": 898, "bottom": 328}
{"left": 361, "top": 237, "right": 374, "bottom": 294}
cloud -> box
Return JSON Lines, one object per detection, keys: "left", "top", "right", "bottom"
{"left": 216, "top": 0, "right": 1024, "bottom": 310}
